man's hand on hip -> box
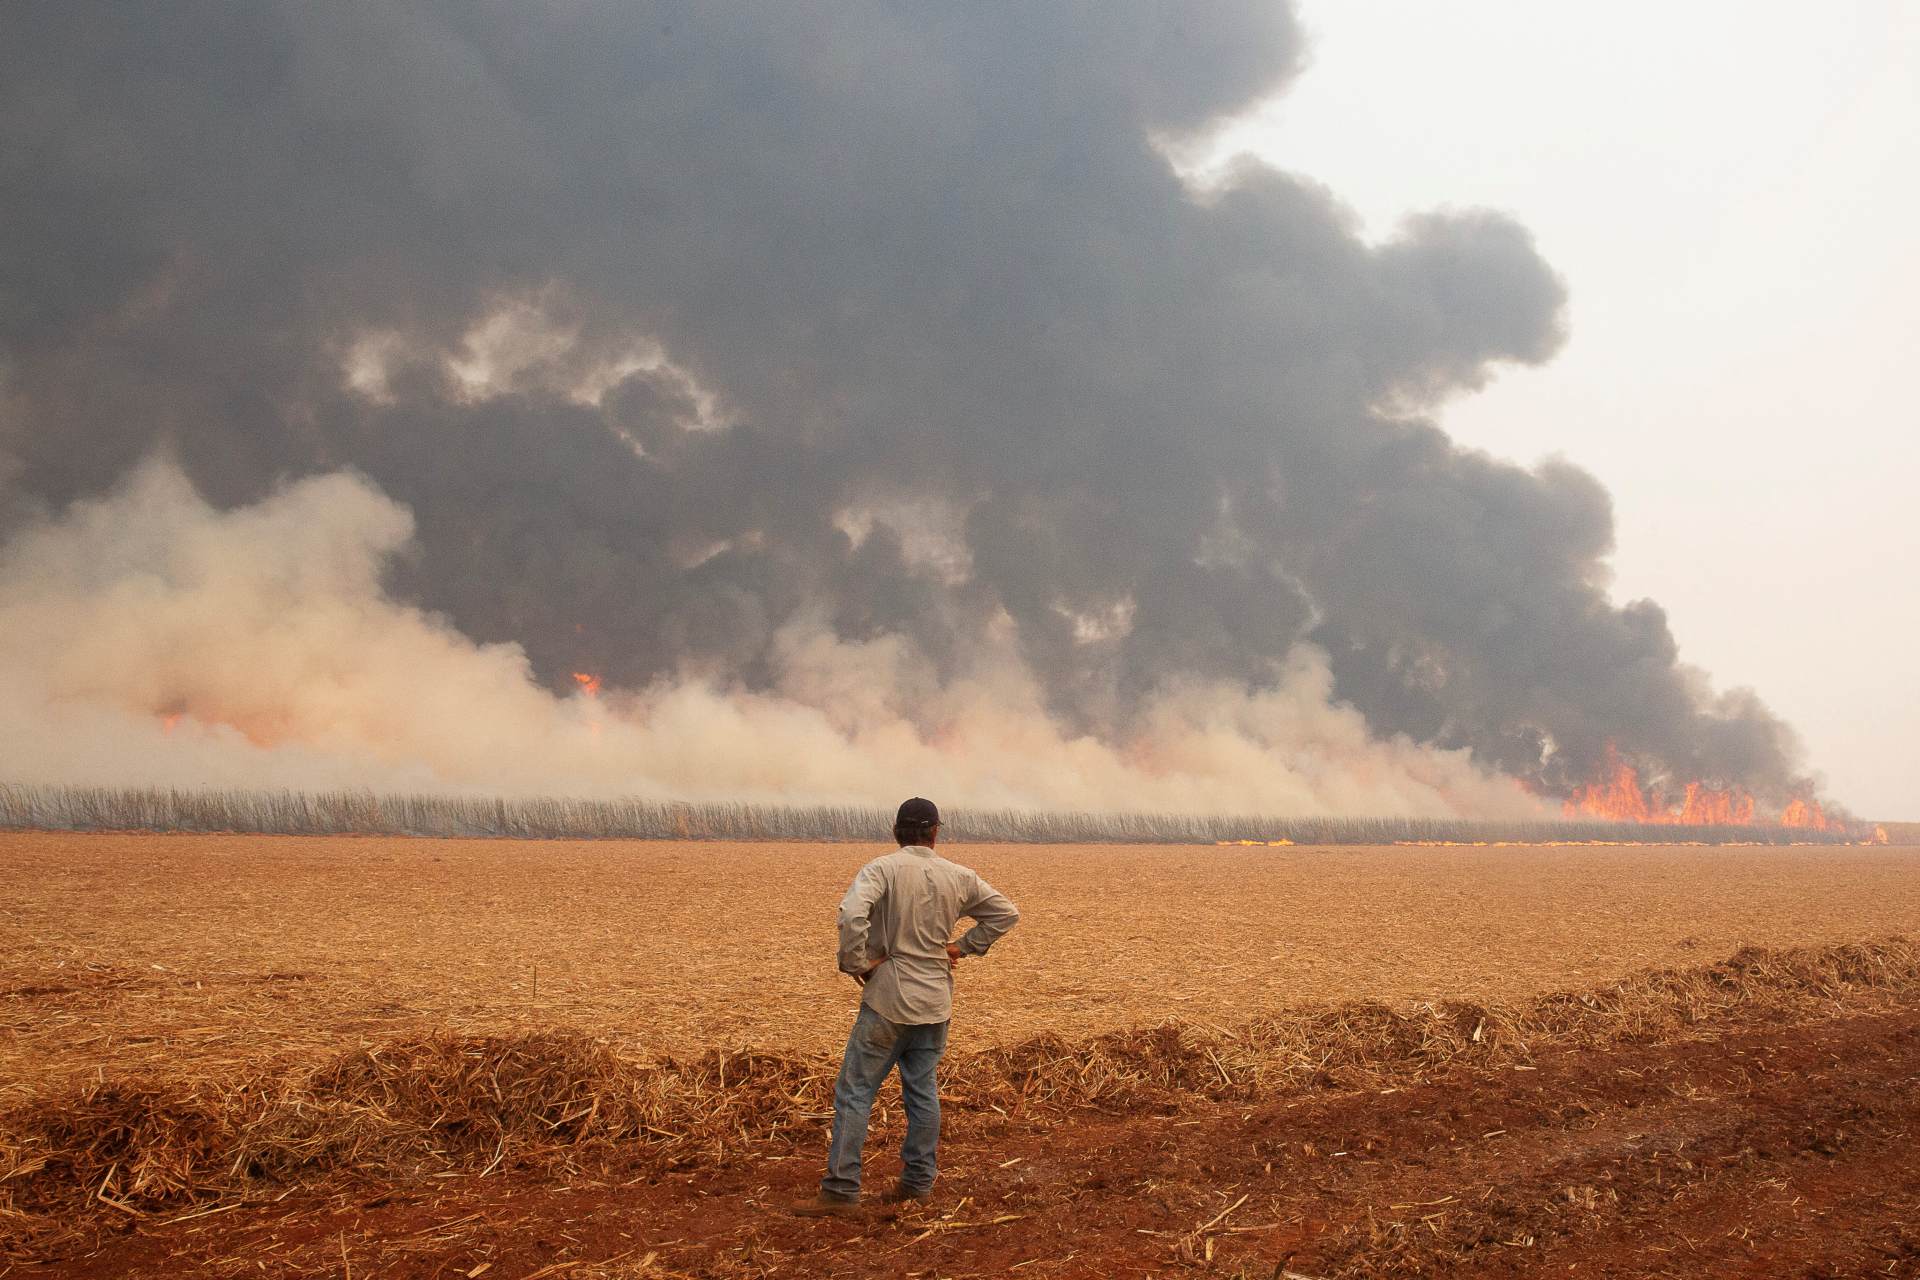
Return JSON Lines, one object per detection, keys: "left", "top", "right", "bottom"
{"left": 945, "top": 942, "right": 963, "bottom": 969}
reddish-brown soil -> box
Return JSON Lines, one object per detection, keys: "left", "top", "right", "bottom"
{"left": 30, "top": 997, "right": 1920, "bottom": 1279}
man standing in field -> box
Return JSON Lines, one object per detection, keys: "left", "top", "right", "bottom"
{"left": 795, "top": 797, "right": 1020, "bottom": 1215}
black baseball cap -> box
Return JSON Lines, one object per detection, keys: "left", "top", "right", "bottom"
{"left": 896, "top": 797, "right": 940, "bottom": 827}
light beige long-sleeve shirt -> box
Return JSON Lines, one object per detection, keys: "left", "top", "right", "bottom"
{"left": 837, "top": 845, "right": 1020, "bottom": 1025}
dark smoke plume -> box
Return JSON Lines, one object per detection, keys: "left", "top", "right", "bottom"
{"left": 0, "top": 2, "right": 1821, "bottom": 811}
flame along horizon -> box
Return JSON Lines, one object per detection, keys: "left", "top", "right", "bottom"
{"left": 1562, "top": 744, "right": 1850, "bottom": 832}
{"left": 151, "top": 672, "right": 1874, "bottom": 837}
{"left": 562, "top": 678, "right": 1873, "bottom": 839}
{"left": 132, "top": 664, "right": 1878, "bottom": 838}
{"left": 122, "top": 697, "right": 1888, "bottom": 844}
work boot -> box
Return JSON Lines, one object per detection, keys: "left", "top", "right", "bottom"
{"left": 881, "top": 1182, "right": 932, "bottom": 1204}
{"left": 791, "top": 1191, "right": 864, "bottom": 1218}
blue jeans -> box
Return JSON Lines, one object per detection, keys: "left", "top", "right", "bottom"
{"left": 821, "top": 1004, "right": 949, "bottom": 1199}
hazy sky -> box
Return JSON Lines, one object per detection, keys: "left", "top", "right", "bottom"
{"left": 1209, "top": 1, "right": 1919, "bottom": 817}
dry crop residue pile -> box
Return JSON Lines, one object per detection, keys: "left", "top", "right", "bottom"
{"left": 5, "top": 939, "right": 1920, "bottom": 1276}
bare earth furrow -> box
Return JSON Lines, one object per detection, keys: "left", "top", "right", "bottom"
{"left": 24, "top": 996, "right": 1920, "bottom": 1278}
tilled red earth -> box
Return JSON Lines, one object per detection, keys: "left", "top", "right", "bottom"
{"left": 29, "top": 1001, "right": 1920, "bottom": 1279}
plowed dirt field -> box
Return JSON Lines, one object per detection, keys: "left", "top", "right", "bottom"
{"left": 5, "top": 833, "right": 1920, "bottom": 1277}
{"left": 8, "top": 833, "right": 1920, "bottom": 1090}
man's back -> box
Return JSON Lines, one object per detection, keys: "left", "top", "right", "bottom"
{"left": 799, "top": 798, "right": 1019, "bottom": 1214}
{"left": 837, "top": 845, "right": 1018, "bottom": 1025}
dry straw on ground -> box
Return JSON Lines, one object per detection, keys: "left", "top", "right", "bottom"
{"left": 5, "top": 936, "right": 1917, "bottom": 1257}
{"left": 13, "top": 833, "right": 1920, "bottom": 1105}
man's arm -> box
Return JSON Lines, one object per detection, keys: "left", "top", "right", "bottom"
{"left": 951, "top": 873, "right": 1019, "bottom": 959}
{"left": 836, "top": 860, "right": 889, "bottom": 980}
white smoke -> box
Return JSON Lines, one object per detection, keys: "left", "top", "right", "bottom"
{"left": 0, "top": 460, "right": 1545, "bottom": 818}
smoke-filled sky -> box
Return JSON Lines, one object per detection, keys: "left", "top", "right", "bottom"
{"left": 1231, "top": 1, "right": 1920, "bottom": 819}
{"left": 0, "top": 2, "right": 1897, "bottom": 817}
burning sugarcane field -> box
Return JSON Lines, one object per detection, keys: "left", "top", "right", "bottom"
{"left": 3, "top": 3, "right": 1918, "bottom": 1278}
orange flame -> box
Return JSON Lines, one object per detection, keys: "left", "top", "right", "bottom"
{"left": 571, "top": 672, "right": 603, "bottom": 698}
{"left": 1674, "top": 780, "right": 1756, "bottom": 826}
{"left": 1562, "top": 745, "right": 1669, "bottom": 823}
{"left": 1778, "top": 797, "right": 1835, "bottom": 831}
{"left": 154, "top": 705, "right": 284, "bottom": 748}
{"left": 1563, "top": 744, "right": 1834, "bottom": 831}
